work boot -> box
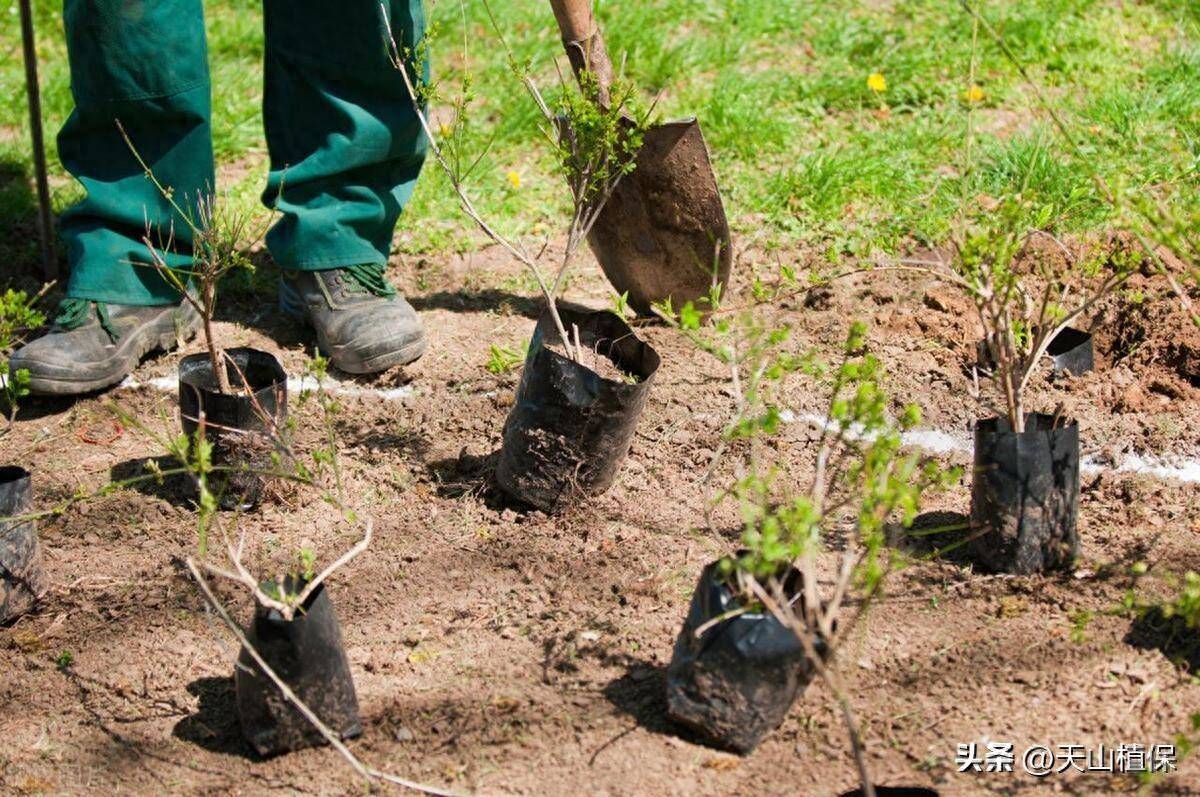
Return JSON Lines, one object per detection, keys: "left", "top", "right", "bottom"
{"left": 278, "top": 265, "right": 427, "bottom": 374}
{"left": 8, "top": 298, "right": 200, "bottom": 396}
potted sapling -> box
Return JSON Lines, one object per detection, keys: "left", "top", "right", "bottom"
{"left": 25, "top": 366, "right": 444, "bottom": 784}
{"left": 0, "top": 465, "right": 43, "bottom": 624}
{"left": 658, "top": 299, "right": 951, "bottom": 772}
{"left": 198, "top": 522, "right": 368, "bottom": 758}
{"left": 102, "top": 359, "right": 370, "bottom": 758}
{"left": 387, "top": 9, "right": 660, "bottom": 512}
{"left": 904, "top": 198, "right": 1143, "bottom": 573}
{"left": 863, "top": 63, "right": 1150, "bottom": 574}
{"left": 1, "top": 296, "right": 45, "bottom": 623}
{"left": 230, "top": 541, "right": 365, "bottom": 757}
{"left": 185, "top": 367, "right": 367, "bottom": 757}
{"left": 120, "top": 124, "right": 288, "bottom": 510}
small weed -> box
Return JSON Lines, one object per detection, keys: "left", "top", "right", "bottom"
{"left": 0, "top": 289, "right": 46, "bottom": 353}
{"left": 1158, "top": 572, "right": 1200, "bottom": 630}
{"left": 609, "top": 291, "right": 634, "bottom": 321}
{"left": 996, "top": 595, "right": 1028, "bottom": 619}
{"left": 497, "top": 270, "right": 542, "bottom": 296}
{"left": 1068, "top": 608, "right": 1094, "bottom": 643}
{"left": 1156, "top": 415, "right": 1182, "bottom": 440}
{"left": 297, "top": 545, "right": 317, "bottom": 582}
{"left": 485, "top": 342, "right": 528, "bottom": 375}
{"left": 55, "top": 650, "right": 74, "bottom": 669}
{"left": 1, "top": 364, "right": 31, "bottom": 427}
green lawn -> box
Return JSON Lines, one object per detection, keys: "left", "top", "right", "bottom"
{"left": 2, "top": 0, "right": 1198, "bottom": 277}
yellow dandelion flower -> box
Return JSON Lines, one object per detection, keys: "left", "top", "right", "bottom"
{"left": 506, "top": 170, "right": 521, "bottom": 189}
{"left": 965, "top": 84, "right": 985, "bottom": 103}
{"left": 867, "top": 72, "right": 887, "bottom": 93}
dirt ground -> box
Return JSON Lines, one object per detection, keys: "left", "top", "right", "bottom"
{"left": 3, "top": 240, "right": 1200, "bottom": 797}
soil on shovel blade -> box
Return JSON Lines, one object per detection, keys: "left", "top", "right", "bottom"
{"left": 2, "top": 241, "right": 1200, "bottom": 795}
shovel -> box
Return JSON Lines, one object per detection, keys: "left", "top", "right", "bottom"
{"left": 549, "top": 0, "right": 732, "bottom": 316}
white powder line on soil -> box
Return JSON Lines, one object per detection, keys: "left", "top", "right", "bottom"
{"left": 781, "top": 410, "right": 1200, "bottom": 486}
{"left": 104, "top": 377, "right": 1200, "bottom": 485}
{"left": 118, "top": 374, "right": 418, "bottom": 401}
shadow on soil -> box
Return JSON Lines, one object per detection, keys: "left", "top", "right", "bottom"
{"left": 423, "top": 448, "right": 544, "bottom": 518}
{"left": 409, "top": 292, "right": 605, "bottom": 327}
{"left": 601, "top": 660, "right": 674, "bottom": 734}
{"left": 110, "top": 455, "right": 197, "bottom": 508}
{"left": 55, "top": 666, "right": 300, "bottom": 788}
{"left": 336, "top": 417, "right": 431, "bottom": 459}
{"left": 425, "top": 449, "right": 498, "bottom": 499}
{"left": 1124, "top": 608, "right": 1200, "bottom": 674}
{"left": 7, "top": 393, "right": 81, "bottom": 422}
{"left": 892, "top": 510, "right": 976, "bottom": 566}
{"left": 601, "top": 658, "right": 723, "bottom": 752}
{"left": 409, "top": 288, "right": 543, "bottom": 319}
{"left": 173, "top": 675, "right": 254, "bottom": 758}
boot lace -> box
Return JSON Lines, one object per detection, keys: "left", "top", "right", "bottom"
{"left": 342, "top": 263, "right": 397, "bottom": 298}
{"left": 54, "top": 298, "right": 119, "bottom": 341}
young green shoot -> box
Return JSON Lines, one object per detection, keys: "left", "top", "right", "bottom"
{"left": 0, "top": 286, "right": 48, "bottom": 353}
{"left": 1, "top": 364, "right": 31, "bottom": 434}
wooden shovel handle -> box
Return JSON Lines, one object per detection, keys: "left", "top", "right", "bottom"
{"left": 548, "top": 0, "right": 613, "bottom": 106}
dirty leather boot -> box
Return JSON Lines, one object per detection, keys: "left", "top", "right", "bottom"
{"left": 8, "top": 299, "right": 200, "bottom": 396}
{"left": 278, "top": 265, "right": 427, "bottom": 374}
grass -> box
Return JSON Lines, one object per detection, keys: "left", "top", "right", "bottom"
{"left": 1, "top": 0, "right": 1198, "bottom": 279}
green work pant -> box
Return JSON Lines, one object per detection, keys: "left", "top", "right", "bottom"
{"left": 59, "top": 0, "right": 428, "bottom": 306}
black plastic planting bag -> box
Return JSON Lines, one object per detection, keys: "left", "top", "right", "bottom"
{"left": 235, "top": 580, "right": 361, "bottom": 757}
{"left": 1044, "top": 327, "right": 1094, "bottom": 376}
{"left": 0, "top": 467, "right": 42, "bottom": 624}
{"left": 179, "top": 347, "right": 288, "bottom": 509}
{"left": 665, "top": 561, "right": 823, "bottom": 754}
{"left": 969, "top": 413, "right": 1080, "bottom": 574}
{"left": 495, "top": 307, "right": 660, "bottom": 512}
{"left": 977, "top": 327, "right": 1093, "bottom": 377}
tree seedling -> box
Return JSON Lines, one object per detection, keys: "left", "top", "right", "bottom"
{"left": 117, "top": 121, "right": 269, "bottom": 396}
{"left": 661, "top": 280, "right": 954, "bottom": 791}
{"left": 939, "top": 197, "right": 1142, "bottom": 431}
{"left": 386, "top": 1, "right": 648, "bottom": 366}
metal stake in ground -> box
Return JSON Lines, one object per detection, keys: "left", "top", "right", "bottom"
{"left": 18, "top": 0, "right": 57, "bottom": 282}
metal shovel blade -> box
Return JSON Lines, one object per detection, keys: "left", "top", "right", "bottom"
{"left": 588, "top": 118, "right": 732, "bottom": 316}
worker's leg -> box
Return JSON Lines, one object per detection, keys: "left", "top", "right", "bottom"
{"left": 263, "top": 0, "right": 430, "bottom": 373}
{"left": 10, "top": 0, "right": 210, "bottom": 395}
{"left": 58, "top": 0, "right": 215, "bottom": 305}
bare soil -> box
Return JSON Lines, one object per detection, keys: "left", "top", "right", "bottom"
{"left": 543, "top": 340, "right": 635, "bottom": 385}
{"left": 3, "top": 241, "right": 1200, "bottom": 796}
